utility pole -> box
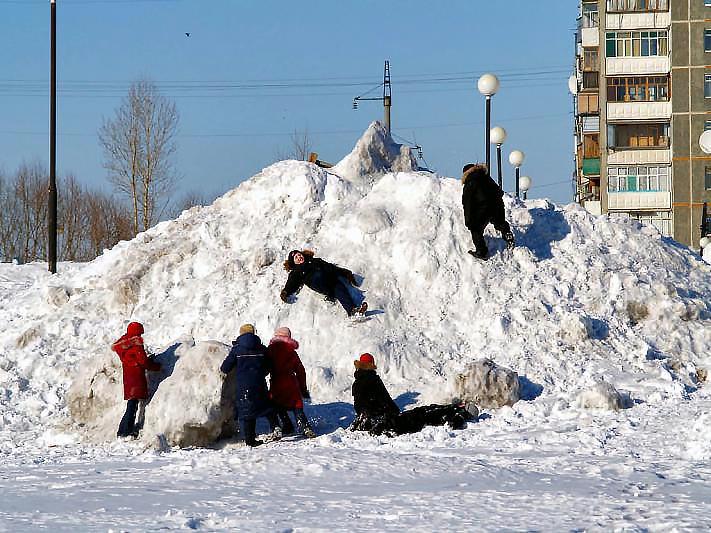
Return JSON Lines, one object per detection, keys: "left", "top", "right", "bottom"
{"left": 383, "top": 60, "right": 391, "bottom": 134}
{"left": 353, "top": 60, "right": 392, "bottom": 135}
{"left": 48, "top": 0, "right": 57, "bottom": 274}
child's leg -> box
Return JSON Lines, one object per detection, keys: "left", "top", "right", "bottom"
{"left": 294, "top": 408, "right": 316, "bottom": 437}
{"left": 117, "top": 399, "right": 139, "bottom": 437}
{"left": 277, "top": 408, "right": 295, "bottom": 434}
{"left": 242, "top": 418, "right": 258, "bottom": 446}
{"left": 333, "top": 278, "right": 356, "bottom": 315}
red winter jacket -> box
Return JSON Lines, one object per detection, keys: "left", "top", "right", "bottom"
{"left": 266, "top": 336, "right": 307, "bottom": 410}
{"left": 111, "top": 322, "right": 161, "bottom": 400}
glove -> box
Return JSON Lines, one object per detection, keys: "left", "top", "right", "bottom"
{"left": 302, "top": 390, "right": 311, "bottom": 401}
{"left": 280, "top": 290, "right": 289, "bottom": 303}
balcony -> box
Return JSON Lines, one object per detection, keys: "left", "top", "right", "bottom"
{"left": 581, "top": 27, "right": 599, "bottom": 48}
{"left": 582, "top": 158, "right": 601, "bottom": 176}
{"left": 606, "top": 0, "right": 669, "bottom": 13}
{"left": 606, "top": 56, "right": 670, "bottom": 75}
{"left": 578, "top": 93, "right": 599, "bottom": 114}
{"left": 581, "top": 71, "right": 599, "bottom": 90}
{"left": 608, "top": 191, "right": 671, "bottom": 211}
{"left": 607, "top": 149, "right": 671, "bottom": 164}
{"left": 607, "top": 101, "right": 672, "bottom": 121}
{"left": 583, "top": 200, "right": 602, "bottom": 215}
{"left": 606, "top": 12, "right": 670, "bottom": 30}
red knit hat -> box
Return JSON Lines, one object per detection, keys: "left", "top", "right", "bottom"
{"left": 354, "top": 352, "right": 376, "bottom": 370}
{"left": 127, "top": 322, "right": 144, "bottom": 336}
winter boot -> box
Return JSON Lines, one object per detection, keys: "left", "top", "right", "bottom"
{"left": 303, "top": 427, "right": 317, "bottom": 439}
{"left": 351, "top": 302, "right": 368, "bottom": 316}
{"left": 263, "top": 426, "right": 282, "bottom": 443}
{"left": 503, "top": 230, "right": 515, "bottom": 250}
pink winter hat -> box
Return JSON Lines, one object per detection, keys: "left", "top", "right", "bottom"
{"left": 274, "top": 326, "right": 292, "bottom": 338}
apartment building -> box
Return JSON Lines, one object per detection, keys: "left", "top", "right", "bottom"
{"left": 573, "top": 0, "right": 711, "bottom": 247}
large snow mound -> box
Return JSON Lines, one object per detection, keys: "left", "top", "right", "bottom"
{"left": 1, "top": 121, "right": 710, "bottom": 448}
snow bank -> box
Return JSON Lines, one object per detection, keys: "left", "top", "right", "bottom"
{"left": 575, "top": 381, "right": 626, "bottom": 411}
{"left": 454, "top": 359, "right": 520, "bottom": 409}
{"left": 1, "top": 122, "right": 711, "bottom": 449}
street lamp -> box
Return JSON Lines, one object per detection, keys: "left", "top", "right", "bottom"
{"left": 477, "top": 73, "right": 500, "bottom": 173}
{"left": 508, "top": 149, "right": 525, "bottom": 199}
{"left": 519, "top": 175, "right": 532, "bottom": 201}
{"left": 490, "top": 126, "right": 507, "bottom": 188}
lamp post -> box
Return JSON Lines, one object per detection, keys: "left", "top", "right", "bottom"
{"left": 490, "top": 126, "right": 507, "bottom": 188}
{"left": 508, "top": 150, "right": 525, "bottom": 199}
{"left": 519, "top": 175, "right": 532, "bottom": 201}
{"left": 477, "top": 74, "right": 500, "bottom": 173}
{"left": 48, "top": 0, "right": 57, "bottom": 274}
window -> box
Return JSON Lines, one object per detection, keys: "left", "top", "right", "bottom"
{"left": 607, "top": 76, "right": 669, "bottom": 102}
{"left": 607, "top": 0, "right": 669, "bottom": 11}
{"left": 608, "top": 166, "right": 670, "bottom": 192}
{"left": 706, "top": 74, "right": 711, "bottom": 98}
{"left": 706, "top": 167, "right": 711, "bottom": 190}
{"left": 583, "top": 49, "right": 599, "bottom": 71}
{"left": 606, "top": 31, "right": 668, "bottom": 57}
{"left": 582, "top": 3, "right": 599, "bottom": 27}
{"left": 706, "top": 30, "right": 711, "bottom": 52}
{"left": 583, "top": 71, "right": 599, "bottom": 89}
{"left": 610, "top": 124, "right": 670, "bottom": 149}
{"left": 584, "top": 134, "right": 600, "bottom": 158}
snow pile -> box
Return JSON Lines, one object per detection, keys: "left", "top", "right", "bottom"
{"left": 0, "top": 121, "right": 710, "bottom": 449}
{"left": 454, "top": 359, "right": 520, "bottom": 409}
{"left": 331, "top": 121, "right": 418, "bottom": 182}
{"left": 575, "top": 381, "right": 626, "bottom": 411}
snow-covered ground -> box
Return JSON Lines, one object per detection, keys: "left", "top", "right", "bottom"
{"left": 1, "top": 123, "right": 711, "bottom": 531}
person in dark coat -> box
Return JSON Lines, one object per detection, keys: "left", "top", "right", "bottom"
{"left": 349, "top": 353, "right": 476, "bottom": 436}
{"left": 112, "top": 321, "right": 161, "bottom": 438}
{"left": 280, "top": 250, "right": 367, "bottom": 316}
{"left": 220, "top": 324, "right": 282, "bottom": 447}
{"left": 266, "top": 326, "right": 316, "bottom": 438}
{"left": 461, "top": 163, "right": 515, "bottom": 259}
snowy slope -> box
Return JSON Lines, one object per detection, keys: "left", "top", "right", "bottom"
{"left": 1, "top": 121, "right": 711, "bottom": 445}
{"left": 1, "top": 122, "right": 711, "bottom": 530}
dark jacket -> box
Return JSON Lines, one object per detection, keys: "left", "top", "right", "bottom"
{"left": 351, "top": 369, "right": 400, "bottom": 419}
{"left": 220, "top": 333, "right": 272, "bottom": 419}
{"left": 267, "top": 336, "right": 308, "bottom": 410}
{"left": 112, "top": 322, "right": 161, "bottom": 400}
{"left": 461, "top": 164, "right": 505, "bottom": 229}
{"left": 282, "top": 253, "right": 352, "bottom": 299}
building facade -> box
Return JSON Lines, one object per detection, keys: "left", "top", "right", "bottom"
{"left": 573, "top": 0, "right": 711, "bottom": 247}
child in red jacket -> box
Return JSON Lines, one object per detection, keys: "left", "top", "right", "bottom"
{"left": 266, "top": 327, "right": 316, "bottom": 438}
{"left": 111, "top": 322, "right": 161, "bottom": 438}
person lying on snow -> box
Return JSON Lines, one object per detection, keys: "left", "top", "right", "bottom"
{"left": 266, "top": 326, "right": 316, "bottom": 438}
{"left": 349, "top": 353, "right": 476, "bottom": 437}
{"left": 112, "top": 321, "right": 161, "bottom": 439}
{"left": 220, "top": 324, "right": 282, "bottom": 447}
{"left": 280, "top": 249, "right": 367, "bottom": 317}
{"left": 461, "top": 163, "right": 515, "bottom": 260}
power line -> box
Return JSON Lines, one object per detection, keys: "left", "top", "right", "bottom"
{"left": 0, "top": 112, "right": 570, "bottom": 139}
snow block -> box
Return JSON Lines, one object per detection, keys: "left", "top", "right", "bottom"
{"left": 113, "top": 276, "right": 140, "bottom": 308}
{"left": 46, "top": 285, "right": 70, "bottom": 307}
{"left": 142, "top": 341, "right": 235, "bottom": 447}
{"left": 454, "top": 359, "right": 520, "bottom": 409}
{"left": 576, "top": 381, "right": 625, "bottom": 411}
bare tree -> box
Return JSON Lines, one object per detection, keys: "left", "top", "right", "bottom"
{"left": 275, "top": 129, "right": 313, "bottom": 161}
{"left": 0, "top": 162, "right": 133, "bottom": 263}
{"left": 99, "top": 80, "right": 179, "bottom": 234}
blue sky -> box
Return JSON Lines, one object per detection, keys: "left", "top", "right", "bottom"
{"left": 0, "top": 0, "right": 577, "bottom": 204}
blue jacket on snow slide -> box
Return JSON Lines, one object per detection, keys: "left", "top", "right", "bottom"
{"left": 220, "top": 333, "right": 273, "bottom": 420}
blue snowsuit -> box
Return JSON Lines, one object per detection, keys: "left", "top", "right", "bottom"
{"left": 220, "top": 333, "right": 279, "bottom": 445}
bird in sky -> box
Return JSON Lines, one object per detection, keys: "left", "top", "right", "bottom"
{"left": 185, "top": 32, "right": 191, "bottom": 37}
